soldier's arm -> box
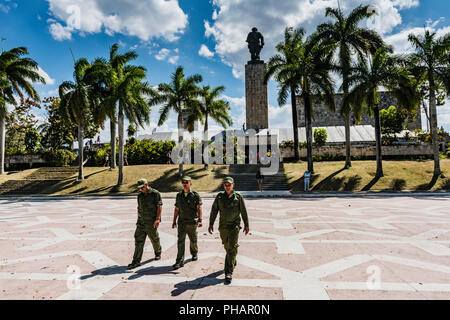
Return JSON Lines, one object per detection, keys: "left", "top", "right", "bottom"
{"left": 137, "top": 196, "right": 142, "bottom": 215}
{"left": 208, "top": 196, "right": 219, "bottom": 234}
{"left": 172, "top": 207, "right": 179, "bottom": 228}
{"left": 239, "top": 195, "right": 250, "bottom": 228}
{"left": 197, "top": 193, "right": 203, "bottom": 223}
{"left": 156, "top": 192, "right": 163, "bottom": 222}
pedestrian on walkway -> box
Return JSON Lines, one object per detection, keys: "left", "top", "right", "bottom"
{"left": 127, "top": 178, "right": 163, "bottom": 269}
{"left": 104, "top": 154, "right": 109, "bottom": 167}
{"left": 172, "top": 176, "right": 203, "bottom": 270}
{"left": 124, "top": 153, "right": 128, "bottom": 166}
{"left": 209, "top": 177, "right": 250, "bottom": 284}
{"left": 256, "top": 167, "right": 264, "bottom": 192}
{"left": 304, "top": 171, "right": 311, "bottom": 192}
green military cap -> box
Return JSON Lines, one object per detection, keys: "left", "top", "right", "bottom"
{"left": 181, "top": 176, "right": 192, "bottom": 182}
{"left": 137, "top": 178, "right": 148, "bottom": 189}
{"left": 223, "top": 177, "right": 234, "bottom": 184}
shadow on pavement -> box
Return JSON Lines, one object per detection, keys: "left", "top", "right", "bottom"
{"left": 171, "top": 270, "right": 224, "bottom": 296}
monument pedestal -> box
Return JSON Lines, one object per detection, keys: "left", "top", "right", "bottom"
{"left": 245, "top": 61, "right": 268, "bottom": 130}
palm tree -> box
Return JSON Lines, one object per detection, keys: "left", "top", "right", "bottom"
{"left": 59, "top": 58, "right": 96, "bottom": 180}
{"left": 408, "top": 30, "right": 450, "bottom": 177}
{"left": 116, "top": 66, "right": 152, "bottom": 185}
{"left": 88, "top": 43, "right": 139, "bottom": 170}
{"left": 0, "top": 47, "right": 45, "bottom": 175}
{"left": 151, "top": 66, "right": 202, "bottom": 176}
{"left": 265, "top": 27, "right": 304, "bottom": 161}
{"left": 346, "top": 46, "right": 419, "bottom": 178}
{"left": 315, "top": 5, "right": 384, "bottom": 169}
{"left": 199, "top": 85, "right": 232, "bottom": 169}
{"left": 296, "top": 34, "right": 336, "bottom": 173}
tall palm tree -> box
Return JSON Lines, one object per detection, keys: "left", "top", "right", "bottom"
{"left": 296, "top": 34, "right": 336, "bottom": 173}
{"left": 116, "top": 66, "right": 152, "bottom": 185}
{"left": 59, "top": 58, "right": 96, "bottom": 180}
{"left": 408, "top": 30, "right": 450, "bottom": 177}
{"left": 346, "top": 46, "right": 419, "bottom": 178}
{"left": 88, "top": 43, "right": 139, "bottom": 170}
{"left": 315, "top": 5, "right": 384, "bottom": 169}
{"left": 199, "top": 85, "right": 232, "bottom": 169}
{"left": 0, "top": 47, "right": 45, "bottom": 175}
{"left": 265, "top": 27, "right": 304, "bottom": 161}
{"left": 151, "top": 66, "right": 202, "bottom": 176}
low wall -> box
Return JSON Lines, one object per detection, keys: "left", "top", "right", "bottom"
{"left": 5, "top": 155, "right": 46, "bottom": 169}
{"left": 281, "top": 144, "right": 433, "bottom": 159}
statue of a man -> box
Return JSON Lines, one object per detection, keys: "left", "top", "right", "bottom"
{"left": 246, "top": 27, "right": 264, "bottom": 62}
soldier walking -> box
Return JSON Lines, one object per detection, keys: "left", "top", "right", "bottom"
{"left": 127, "top": 178, "right": 162, "bottom": 269}
{"left": 208, "top": 177, "right": 250, "bottom": 284}
{"left": 172, "top": 176, "right": 203, "bottom": 270}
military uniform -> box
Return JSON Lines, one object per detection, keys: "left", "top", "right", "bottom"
{"left": 174, "top": 189, "right": 202, "bottom": 265}
{"left": 131, "top": 186, "right": 163, "bottom": 264}
{"left": 209, "top": 189, "right": 249, "bottom": 275}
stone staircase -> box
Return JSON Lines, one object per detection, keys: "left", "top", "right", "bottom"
{"left": 228, "top": 164, "right": 290, "bottom": 191}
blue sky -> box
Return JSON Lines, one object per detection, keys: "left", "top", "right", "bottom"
{"left": 1, "top": 0, "right": 449, "bottom": 141}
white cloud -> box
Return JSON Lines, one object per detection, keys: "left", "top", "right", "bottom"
{"left": 48, "top": 22, "right": 73, "bottom": 41}
{"left": 154, "top": 48, "right": 179, "bottom": 64}
{"left": 206, "top": 0, "right": 421, "bottom": 79}
{"left": 198, "top": 44, "right": 214, "bottom": 58}
{"left": 385, "top": 24, "right": 450, "bottom": 54}
{"left": 269, "top": 104, "right": 293, "bottom": 128}
{"left": 45, "top": 0, "right": 188, "bottom": 42}
{"left": 36, "top": 66, "right": 55, "bottom": 85}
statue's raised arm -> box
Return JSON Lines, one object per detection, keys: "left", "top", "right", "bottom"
{"left": 246, "top": 27, "right": 264, "bottom": 62}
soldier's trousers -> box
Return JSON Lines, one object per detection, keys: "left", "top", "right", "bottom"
{"left": 176, "top": 223, "right": 198, "bottom": 264}
{"left": 219, "top": 225, "right": 240, "bottom": 274}
{"left": 132, "top": 221, "right": 162, "bottom": 263}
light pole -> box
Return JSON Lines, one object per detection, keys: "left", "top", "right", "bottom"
{"left": 1, "top": 38, "right": 6, "bottom": 53}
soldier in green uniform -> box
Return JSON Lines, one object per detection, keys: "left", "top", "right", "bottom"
{"left": 127, "top": 178, "right": 163, "bottom": 270}
{"left": 172, "top": 176, "right": 203, "bottom": 270}
{"left": 208, "top": 177, "right": 250, "bottom": 284}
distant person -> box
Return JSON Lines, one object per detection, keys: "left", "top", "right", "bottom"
{"left": 166, "top": 150, "right": 172, "bottom": 164}
{"left": 104, "top": 154, "right": 109, "bottom": 167}
{"left": 124, "top": 153, "right": 129, "bottom": 166}
{"left": 256, "top": 167, "right": 264, "bottom": 192}
{"left": 304, "top": 171, "right": 311, "bottom": 192}
{"left": 97, "top": 135, "right": 100, "bottom": 144}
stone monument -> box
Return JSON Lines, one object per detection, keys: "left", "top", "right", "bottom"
{"left": 245, "top": 27, "right": 268, "bottom": 130}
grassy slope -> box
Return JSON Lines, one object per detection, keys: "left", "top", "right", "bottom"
{"left": 1, "top": 160, "right": 450, "bottom": 194}
{"left": 284, "top": 159, "right": 450, "bottom": 192}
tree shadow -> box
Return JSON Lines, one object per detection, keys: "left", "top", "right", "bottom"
{"left": 415, "top": 174, "right": 440, "bottom": 191}
{"left": 311, "top": 168, "right": 346, "bottom": 191}
{"left": 343, "top": 175, "right": 362, "bottom": 191}
{"left": 171, "top": 270, "right": 225, "bottom": 296}
{"left": 362, "top": 176, "right": 381, "bottom": 191}
{"left": 389, "top": 179, "right": 407, "bottom": 191}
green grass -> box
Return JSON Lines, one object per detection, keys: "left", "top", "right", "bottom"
{"left": 284, "top": 159, "right": 450, "bottom": 192}
{"left": 1, "top": 160, "right": 450, "bottom": 194}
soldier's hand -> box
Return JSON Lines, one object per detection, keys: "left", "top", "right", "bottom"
{"left": 197, "top": 222, "right": 203, "bottom": 228}
{"left": 208, "top": 226, "right": 214, "bottom": 234}
{"left": 153, "top": 220, "right": 160, "bottom": 229}
{"left": 172, "top": 222, "right": 177, "bottom": 229}
{"left": 244, "top": 226, "right": 250, "bottom": 235}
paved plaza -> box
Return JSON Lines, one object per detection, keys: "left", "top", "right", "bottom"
{"left": 1, "top": 195, "right": 450, "bottom": 300}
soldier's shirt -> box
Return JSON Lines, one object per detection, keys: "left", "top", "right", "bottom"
{"left": 209, "top": 191, "right": 249, "bottom": 229}
{"left": 137, "top": 187, "right": 162, "bottom": 224}
{"left": 175, "top": 190, "right": 202, "bottom": 224}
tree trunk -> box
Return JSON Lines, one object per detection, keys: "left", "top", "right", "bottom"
{"left": 429, "top": 80, "right": 441, "bottom": 176}
{"left": 204, "top": 115, "right": 208, "bottom": 170}
{"left": 304, "top": 94, "right": 314, "bottom": 174}
{"left": 0, "top": 116, "right": 5, "bottom": 175}
{"left": 77, "top": 122, "right": 84, "bottom": 180}
{"left": 343, "top": 70, "right": 352, "bottom": 169}
{"left": 374, "top": 104, "right": 383, "bottom": 178}
{"left": 178, "top": 113, "right": 183, "bottom": 176}
{"left": 117, "top": 112, "right": 124, "bottom": 185}
{"left": 110, "top": 118, "right": 116, "bottom": 169}
{"left": 422, "top": 101, "right": 430, "bottom": 133}
{"left": 290, "top": 85, "right": 300, "bottom": 161}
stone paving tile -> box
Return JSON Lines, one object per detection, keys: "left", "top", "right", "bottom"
{"left": 0, "top": 196, "right": 450, "bottom": 300}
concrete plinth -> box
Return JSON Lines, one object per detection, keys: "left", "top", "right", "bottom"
{"left": 245, "top": 62, "right": 268, "bottom": 130}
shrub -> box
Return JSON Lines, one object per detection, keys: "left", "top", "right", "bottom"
{"left": 42, "top": 149, "right": 77, "bottom": 167}
{"left": 124, "top": 139, "right": 176, "bottom": 165}
{"left": 314, "top": 129, "right": 328, "bottom": 147}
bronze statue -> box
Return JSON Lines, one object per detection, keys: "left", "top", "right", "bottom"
{"left": 246, "top": 27, "right": 264, "bottom": 62}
